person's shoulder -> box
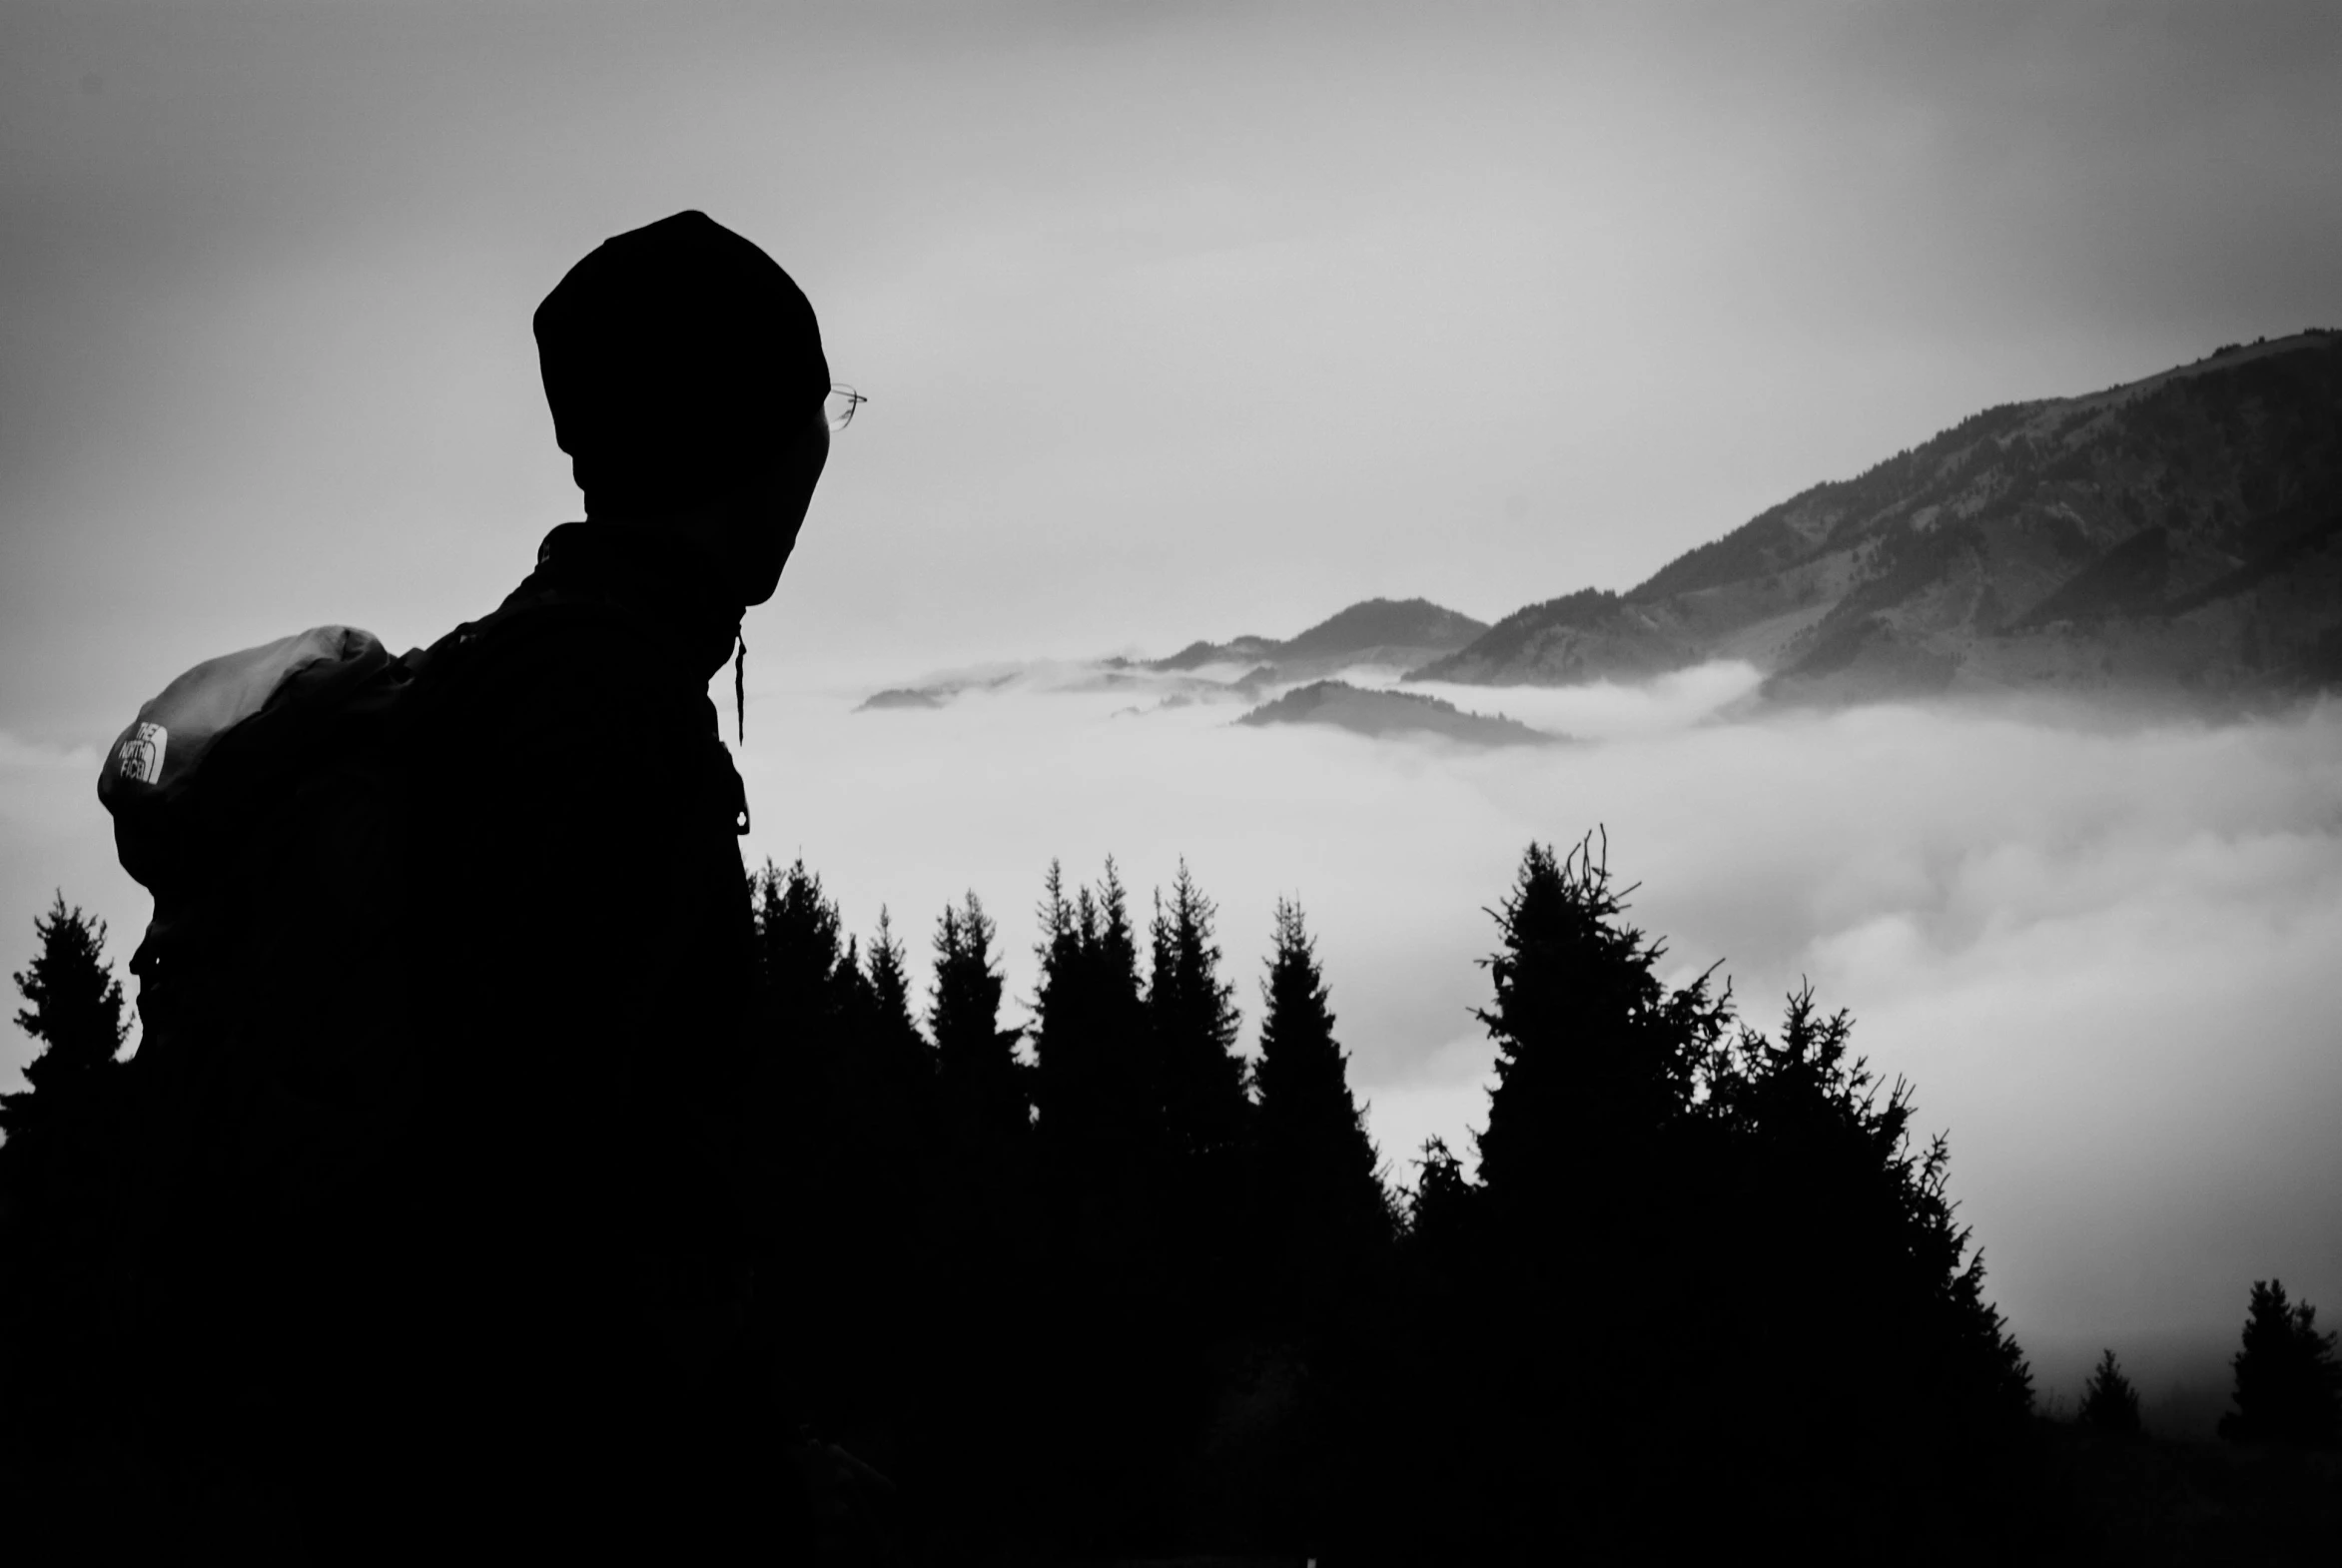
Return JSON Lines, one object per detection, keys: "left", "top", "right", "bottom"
{"left": 455, "top": 596, "right": 682, "bottom": 699}
{"left": 423, "top": 595, "right": 717, "bottom": 762}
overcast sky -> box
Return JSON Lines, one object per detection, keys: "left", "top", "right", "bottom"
{"left": 4, "top": 1, "right": 2340, "bottom": 741}
{"left": 5, "top": 2, "right": 2342, "bottom": 1403}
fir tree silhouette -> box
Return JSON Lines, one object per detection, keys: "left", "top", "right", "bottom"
{"left": 1362, "top": 838, "right": 2033, "bottom": 1561}
{"left": 1473, "top": 837, "right": 1721, "bottom": 1205}
{"left": 587, "top": 842, "right": 2066, "bottom": 1558}
{"left": 1457, "top": 837, "right": 1732, "bottom": 1554}
{"left": 746, "top": 860, "right": 936, "bottom": 1472}
{"left": 0, "top": 897, "right": 138, "bottom": 1559}
{"left": 1145, "top": 861, "right": 1253, "bottom": 1347}
{"left": 860, "top": 909, "right": 924, "bottom": 1056}
{"left": 1701, "top": 984, "right": 2033, "bottom": 1544}
{"left": 1241, "top": 897, "right": 1394, "bottom": 1558}
{"left": 1032, "top": 859, "right": 1154, "bottom": 1163}
{"left": 0, "top": 893, "right": 129, "bottom": 1148}
{"left": 834, "top": 911, "right": 945, "bottom": 1483}
{"left": 1252, "top": 896, "right": 1392, "bottom": 1339}
{"left": 2078, "top": 1347, "right": 2143, "bottom": 1436}
{"left": 1028, "top": 858, "right": 1174, "bottom": 1550}
{"left": 1402, "top": 1134, "right": 1472, "bottom": 1245}
{"left": 2219, "top": 1278, "right": 2342, "bottom": 1448}
{"left": 918, "top": 890, "right": 1047, "bottom": 1556}
{"left": 1147, "top": 863, "right": 1248, "bottom": 1169}
{"left": 930, "top": 892, "right": 1029, "bottom": 1143}
{"left": 847, "top": 907, "right": 940, "bottom": 1152}
{"left": 754, "top": 857, "right": 852, "bottom": 1045}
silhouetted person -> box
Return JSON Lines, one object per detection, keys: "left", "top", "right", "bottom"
{"left": 303, "top": 211, "right": 839, "bottom": 1559}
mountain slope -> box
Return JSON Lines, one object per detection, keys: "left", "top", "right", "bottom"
{"left": 1414, "top": 332, "right": 2342, "bottom": 704}
{"left": 1276, "top": 597, "right": 1488, "bottom": 660}
{"left": 1236, "top": 680, "right": 1553, "bottom": 746}
{"left": 1153, "top": 596, "right": 1487, "bottom": 682}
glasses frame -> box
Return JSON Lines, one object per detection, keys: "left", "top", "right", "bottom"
{"left": 825, "top": 383, "right": 867, "bottom": 433}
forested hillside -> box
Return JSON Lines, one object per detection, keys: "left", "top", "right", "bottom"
{"left": 1417, "top": 332, "right": 2342, "bottom": 705}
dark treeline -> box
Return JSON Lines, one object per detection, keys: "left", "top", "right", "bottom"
{"left": 0, "top": 894, "right": 136, "bottom": 1557}
{"left": 6, "top": 847, "right": 2341, "bottom": 1560}
{"left": 596, "top": 837, "right": 2048, "bottom": 1559}
{"left": 742, "top": 855, "right": 1398, "bottom": 1557}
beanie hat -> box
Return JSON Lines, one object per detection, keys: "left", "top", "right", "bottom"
{"left": 533, "top": 210, "right": 829, "bottom": 513}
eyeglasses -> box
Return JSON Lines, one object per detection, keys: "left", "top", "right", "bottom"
{"left": 825, "top": 383, "right": 867, "bottom": 433}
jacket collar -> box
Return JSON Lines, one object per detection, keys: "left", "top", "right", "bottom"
{"left": 511, "top": 522, "right": 745, "bottom": 683}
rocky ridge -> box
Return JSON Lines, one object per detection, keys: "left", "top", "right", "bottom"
{"left": 1414, "top": 332, "right": 2342, "bottom": 706}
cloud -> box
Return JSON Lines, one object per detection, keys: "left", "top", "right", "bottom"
{"left": 746, "top": 666, "right": 2342, "bottom": 1389}
{"left": 9, "top": 663, "right": 2340, "bottom": 1406}
{"left": 0, "top": 733, "right": 99, "bottom": 775}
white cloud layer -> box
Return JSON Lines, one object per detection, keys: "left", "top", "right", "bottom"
{"left": 8, "top": 667, "right": 2341, "bottom": 1407}
{"left": 742, "top": 664, "right": 2342, "bottom": 1400}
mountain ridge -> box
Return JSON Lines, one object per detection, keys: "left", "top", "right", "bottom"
{"left": 1414, "top": 330, "right": 2342, "bottom": 704}
{"left": 1151, "top": 595, "right": 1488, "bottom": 684}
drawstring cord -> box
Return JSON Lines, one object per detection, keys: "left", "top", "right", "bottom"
{"left": 733, "top": 630, "right": 747, "bottom": 745}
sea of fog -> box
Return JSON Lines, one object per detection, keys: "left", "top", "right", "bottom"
{"left": 7, "top": 659, "right": 2342, "bottom": 1414}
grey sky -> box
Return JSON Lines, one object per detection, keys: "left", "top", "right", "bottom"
{"left": 4, "top": 2, "right": 2339, "bottom": 743}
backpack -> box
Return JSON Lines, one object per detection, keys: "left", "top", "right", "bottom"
{"left": 103, "top": 622, "right": 433, "bottom": 1212}
{"left": 100, "top": 597, "right": 751, "bottom": 1186}
{"left": 97, "top": 610, "right": 595, "bottom": 1466}
{"left": 89, "top": 621, "right": 445, "bottom": 1514}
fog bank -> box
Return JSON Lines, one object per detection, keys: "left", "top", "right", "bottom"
{"left": 7, "top": 663, "right": 2338, "bottom": 1407}
{"left": 750, "top": 664, "right": 2342, "bottom": 1402}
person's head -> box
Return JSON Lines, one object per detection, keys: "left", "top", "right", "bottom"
{"left": 533, "top": 211, "right": 831, "bottom": 606}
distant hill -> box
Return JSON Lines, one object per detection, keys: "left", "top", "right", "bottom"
{"left": 1275, "top": 598, "right": 1488, "bottom": 660}
{"left": 1236, "top": 680, "right": 1555, "bottom": 746}
{"left": 1156, "top": 596, "right": 1488, "bottom": 684}
{"left": 857, "top": 686, "right": 950, "bottom": 711}
{"left": 1152, "top": 634, "right": 1281, "bottom": 672}
{"left": 1413, "top": 331, "right": 2342, "bottom": 705}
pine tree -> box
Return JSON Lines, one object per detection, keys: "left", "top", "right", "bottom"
{"left": 863, "top": 909, "right": 917, "bottom": 1041}
{"left": 1144, "top": 864, "right": 1255, "bottom": 1319}
{"left": 1472, "top": 837, "right": 1722, "bottom": 1211}
{"left": 930, "top": 893, "right": 1028, "bottom": 1140}
{"left": 1027, "top": 858, "right": 1185, "bottom": 1547}
{"left": 1365, "top": 1127, "right": 1509, "bottom": 1563}
{"left": 1, "top": 894, "right": 130, "bottom": 1147}
{"left": 1692, "top": 982, "right": 2033, "bottom": 1555}
{"left": 1027, "top": 857, "right": 1156, "bottom": 1248}
{"left": 1031, "top": 858, "right": 1151, "bottom": 1155}
{"left": 2077, "top": 1348, "right": 2143, "bottom": 1436}
{"left": 2219, "top": 1278, "right": 2342, "bottom": 1447}
{"left": 745, "top": 859, "right": 930, "bottom": 1458}
{"left": 1403, "top": 1136, "right": 1472, "bottom": 1245}
{"left": 1439, "top": 839, "right": 1734, "bottom": 1550}
{"left": 749, "top": 856, "right": 857, "bottom": 1227}
{"left": 754, "top": 857, "right": 851, "bottom": 1028}
{"left": 920, "top": 889, "right": 1049, "bottom": 1549}
{"left": 1252, "top": 897, "right": 1391, "bottom": 1334}
{"left": 0, "top": 895, "right": 135, "bottom": 1556}
{"left": 1148, "top": 862, "right": 1249, "bottom": 1166}
{"left": 857, "top": 907, "right": 936, "bottom": 1089}
{"left": 1711, "top": 987, "right": 2035, "bottom": 1424}
{"left": 1403, "top": 838, "right": 2030, "bottom": 1556}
